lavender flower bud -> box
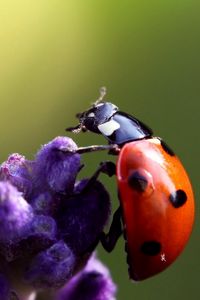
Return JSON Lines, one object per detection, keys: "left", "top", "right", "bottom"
{"left": 10, "top": 215, "right": 58, "bottom": 259}
{"left": 24, "top": 241, "right": 76, "bottom": 288}
{"left": 55, "top": 254, "right": 117, "bottom": 300}
{"left": 1, "top": 216, "right": 57, "bottom": 262}
{"left": 31, "top": 215, "right": 57, "bottom": 241}
{"left": 57, "top": 179, "right": 111, "bottom": 255}
{"left": 0, "top": 153, "right": 32, "bottom": 196}
{"left": 31, "top": 192, "right": 59, "bottom": 216}
{"left": 33, "top": 137, "right": 81, "bottom": 194}
{"left": 0, "top": 181, "right": 33, "bottom": 243}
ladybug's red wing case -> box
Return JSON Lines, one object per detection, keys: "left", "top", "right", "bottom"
{"left": 117, "top": 137, "right": 195, "bottom": 281}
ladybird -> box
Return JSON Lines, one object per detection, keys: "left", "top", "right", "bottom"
{"left": 66, "top": 88, "right": 195, "bottom": 281}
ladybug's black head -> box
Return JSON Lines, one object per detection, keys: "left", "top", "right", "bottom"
{"left": 66, "top": 101, "right": 118, "bottom": 134}
{"left": 66, "top": 88, "right": 153, "bottom": 144}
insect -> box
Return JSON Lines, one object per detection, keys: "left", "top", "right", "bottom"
{"left": 66, "top": 88, "right": 195, "bottom": 281}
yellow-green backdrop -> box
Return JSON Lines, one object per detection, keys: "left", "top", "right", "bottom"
{"left": 0, "top": 1, "right": 199, "bottom": 299}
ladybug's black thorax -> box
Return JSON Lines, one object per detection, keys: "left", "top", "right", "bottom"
{"left": 101, "top": 111, "right": 153, "bottom": 145}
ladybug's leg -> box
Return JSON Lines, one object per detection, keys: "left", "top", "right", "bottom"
{"left": 100, "top": 206, "right": 123, "bottom": 252}
{"left": 80, "top": 161, "right": 116, "bottom": 192}
{"left": 75, "top": 144, "right": 120, "bottom": 155}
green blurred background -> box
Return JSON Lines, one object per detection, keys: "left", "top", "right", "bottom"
{"left": 0, "top": 1, "right": 199, "bottom": 299}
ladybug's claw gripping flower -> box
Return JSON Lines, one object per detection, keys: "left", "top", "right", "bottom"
{"left": 0, "top": 136, "right": 116, "bottom": 300}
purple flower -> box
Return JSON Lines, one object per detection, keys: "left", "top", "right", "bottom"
{"left": 31, "top": 192, "right": 58, "bottom": 216}
{"left": 32, "top": 136, "right": 81, "bottom": 194}
{"left": 0, "top": 181, "right": 33, "bottom": 243}
{"left": 0, "top": 153, "right": 33, "bottom": 196}
{"left": 24, "top": 240, "right": 76, "bottom": 288}
{"left": 55, "top": 254, "right": 117, "bottom": 300}
{"left": 0, "top": 136, "right": 116, "bottom": 300}
{"left": 56, "top": 179, "right": 111, "bottom": 255}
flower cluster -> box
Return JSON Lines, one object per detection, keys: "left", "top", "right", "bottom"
{"left": 0, "top": 137, "right": 117, "bottom": 300}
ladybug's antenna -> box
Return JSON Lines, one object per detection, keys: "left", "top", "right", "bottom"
{"left": 66, "top": 87, "right": 107, "bottom": 133}
{"left": 94, "top": 86, "right": 107, "bottom": 105}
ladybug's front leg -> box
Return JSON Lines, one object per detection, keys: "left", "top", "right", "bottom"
{"left": 74, "top": 144, "right": 120, "bottom": 155}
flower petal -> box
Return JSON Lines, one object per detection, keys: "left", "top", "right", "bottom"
{"left": 32, "top": 137, "right": 81, "bottom": 194}
{"left": 24, "top": 241, "right": 76, "bottom": 289}
{"left": 0, "top": 181, "right": 33, "bottom": 243}
{"left": 55, "top": 254, "right": 117, "bottom": 300}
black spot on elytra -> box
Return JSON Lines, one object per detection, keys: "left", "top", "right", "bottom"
{"left": 128, "top": 171, "right": 148, "bottom": 192}
{"left": 169, "top": 189, "right": 187, "bottom": 208}
{"left": 160, "top": 139, "right": 175, "bottom": 156}
{"left": 141, "top": 241, "right": 161, "bottom": 256}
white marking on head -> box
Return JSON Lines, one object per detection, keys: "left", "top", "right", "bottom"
{"left": 98, "top": 119, "right": 120, "bottom": 136}
{"left": 87, "top": 112, "right": 95, "bottom": 117}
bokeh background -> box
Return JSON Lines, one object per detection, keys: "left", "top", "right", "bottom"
{"left": 0, "top": 1, "right": 199, "bottom": 299}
